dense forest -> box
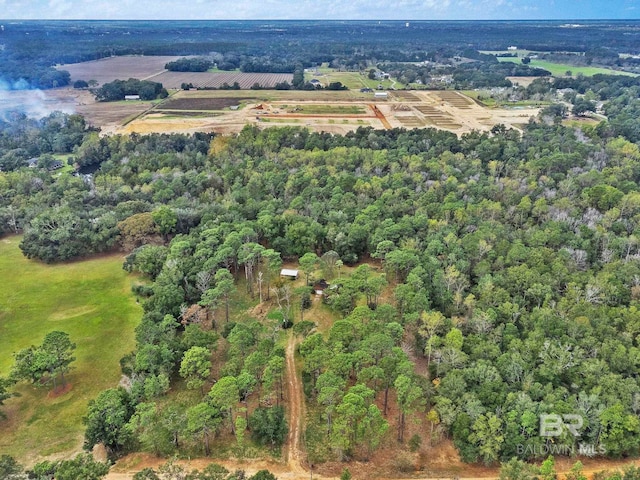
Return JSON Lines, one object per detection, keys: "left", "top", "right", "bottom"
{"left": 1, "top": 68, "right": 640, "bottom": 472}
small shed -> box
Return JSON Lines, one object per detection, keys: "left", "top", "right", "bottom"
{"left": 374, "top": 92, "right": 388, "bottom": 98}
{"left": 313, "top": 279, "right": 329, "bottom": 295}
{"left": 280, "top": 268, "right": 299, "bottom": 280}
{"left": 124, "top": 94, "right": 140, "bottom": 100}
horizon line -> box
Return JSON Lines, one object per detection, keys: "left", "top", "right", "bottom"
{"left": 1, "top": 18, "right": 640, "bottom": 22}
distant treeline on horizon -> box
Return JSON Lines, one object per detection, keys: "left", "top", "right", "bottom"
{"left": 1, "top": 19, "right": 639, "bottom": 89}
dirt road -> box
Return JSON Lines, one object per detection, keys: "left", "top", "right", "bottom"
{"left": 284, "top": 331, "right": 307, "bottom": 476}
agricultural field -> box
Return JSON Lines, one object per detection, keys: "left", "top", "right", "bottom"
{"left": 47, "top": 56, "right": 538, "bottom": 135}
{"left": 494, "top": 55, "right": 636, "bottom": 77}
{"left": 149, "top": 71, "right": 294, "bottom": 89}
{"left": 57, "top": 55, "right": 295, "bottom": 89}
{"left": 0, "top": 237, "right": 142, "bottom": 464}
{"left": 57, "top": 55, "right": 182, "bottom": 85}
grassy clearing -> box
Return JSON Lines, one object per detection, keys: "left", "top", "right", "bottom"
{"left": 0, "top": 236, "right": 142, "bottom": 463}
{"left": 463, "top": 90, "right": 551, "bottom": 108}
{"left": 563, "top": 117, "right": 601, "bottom": 128}
{"left": 280, "top": 104, "right": 366, "bottom": 115}
{"left": 496, "top": 56, "right": 636, "bottom": 77}
{"left": 308, "top": 67, "right": 406, "bottom": 91}
{"left": 463, "top": 90, "right": 498, "bottom": 107}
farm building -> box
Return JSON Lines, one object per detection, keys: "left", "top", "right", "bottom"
{"left": 48, "top": 161, "right": 64, "bottom": 171}
{"left": 280, "top": 269, "right": 299, "bottom": 279}
{"left": 124, "top": 95, "right": 141, "bottom": 100}
{"left": 310, "top": 79, "right": 322, "bottom": 88}
{"left": 374, "top": 92, "right": 388, "bottom": 98}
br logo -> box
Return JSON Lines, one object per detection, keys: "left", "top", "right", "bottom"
{"left": 539, "top": 414, "right": 583, "bottom": 437}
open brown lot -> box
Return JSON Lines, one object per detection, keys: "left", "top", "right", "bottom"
{"left": 119, "top": 89, "right": 540, "bottom": 135}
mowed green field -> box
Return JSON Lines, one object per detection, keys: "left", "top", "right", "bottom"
{"left": 496, "top": 56, "right": 637, "bottom": 77}
{"left": 0, "top": 236, "right": 141, "bottom": 463}
{"left": 309, "top": 67, "right": 407, "bottom": 90}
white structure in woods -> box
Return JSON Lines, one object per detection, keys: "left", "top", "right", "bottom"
{"left": 124, "top": 95, "right": 140, "bottom": 100}
{"left": 280, "top": 269, "right": 299, "bottom": 279}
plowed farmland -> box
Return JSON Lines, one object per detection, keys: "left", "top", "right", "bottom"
{"left": 148, "top": 71, "right": 293, "bottom": 89}
{"left": 57, "top": 55, "right": 181, "bottom": 85}
{"left": 57, "top": 56, "right": 293, "bottom": 89}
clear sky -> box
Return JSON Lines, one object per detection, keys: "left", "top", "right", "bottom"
{"left": 0, "top": 0, "right": 638, "bottom": 20}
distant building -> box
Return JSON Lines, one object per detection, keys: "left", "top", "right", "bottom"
{"left": 124, "top": 95, "right": 140, "bottom": 100}
{"left": 48, "top": 161, "right": 64, "bottom": 171}
{"left": 507, "top": 46, "right": 518, "bottom": 51}
{"left": 374, "top": 92, "right": 388, "bottom": 98}
{"left": 310, "top": 79, "right": 322, "bottom": 87}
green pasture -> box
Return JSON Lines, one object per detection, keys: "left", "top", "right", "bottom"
{"left": 0, "top": 237, "right": 141, "bottom": 463}
{"left": 496, "top": 56, "right": 636, "bottom": 77}
{"left": 307, "top": 67, "right": 406, "bottom": 91}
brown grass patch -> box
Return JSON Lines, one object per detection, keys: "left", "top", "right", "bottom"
{"left": 391, "top": 92, "right": 421, "bottom": 102}
{"left": 160, "top": 97, "right": 253, "bottom": 110}
{"left": 47, "top": 383, "right": 73, "bottom": 399}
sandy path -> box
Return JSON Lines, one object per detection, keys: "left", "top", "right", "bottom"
{"left": 284, "top": 332, "right": 307, "bottom": 476}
